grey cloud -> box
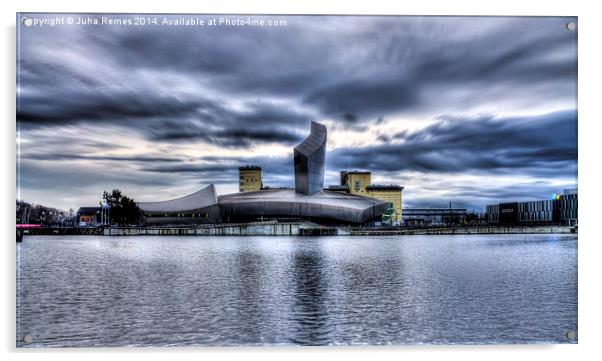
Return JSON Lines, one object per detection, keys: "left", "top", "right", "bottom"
{"left": 141, "top": 155, "right": 295, "bottom": 191}
{"left": 328, "top": 110, "right": 577, "bottom": 176}
{"left": 17, "top": 88, "right": 203, "bottom": 125}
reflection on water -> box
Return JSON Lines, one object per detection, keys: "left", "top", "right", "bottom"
{"left": 16, "top": 234, "right": 577, "bottom": 347}
{"left": 290, "top": 248, "right": 330, "bottom": 345}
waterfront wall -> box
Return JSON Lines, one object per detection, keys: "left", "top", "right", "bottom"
{"left": 20, "top": 224, "right": 576, "bottom": 237}
{"left": 103, "top": 221, "right": 305, "bottom": 236}
{"left": 19, "top": 227, "right": 104, "bottom": 236}
{"left": 102, "top": 224, "right": 577, "bottom": 236}
{"left": 349, "top": 225, "right": 576, "bottom": 236}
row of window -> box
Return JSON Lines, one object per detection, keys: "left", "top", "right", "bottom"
{"left": 519, "top": 201, "right": 554, "bottom": 212}
{"left": 519, "top": 211, "right": 553, "bottom": 221}
{"left": 560, "top": 210, "right": 578, "bottom": 219}
{"left": 488, "top": 197, "right": 578, "bottom": 215}
{"left": 144, "top": 212, "right": 209, "bottom": 218}
{"left": 559, "top": 197, "right": 577, "bottom": 210}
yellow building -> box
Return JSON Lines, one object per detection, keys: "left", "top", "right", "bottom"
{"left": 366, "top": 185, "right": 404, "bottom": 224}
{"left": 340, "top": 171, "right": 372, "bottom": 195}
{"left": 239, "top": 166, "right": 262, "bottom": 192}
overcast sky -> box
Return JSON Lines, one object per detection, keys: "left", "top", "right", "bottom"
{"left": 17, "top": 15, "right": 577, "bottom": 212}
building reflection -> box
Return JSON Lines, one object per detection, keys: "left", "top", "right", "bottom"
{"left": 287, "top": 247, "right": 331, "bottom": 345}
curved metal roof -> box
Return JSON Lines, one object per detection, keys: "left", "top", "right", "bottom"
{"left": 219, "top": 188, "right": 382, "bottom": 209}
{"left": 137, "top": 184, "right": 218, "bottom": 212}
{"left": 137, "top": 186, "right": 388, "bottom": 224}
{"left": 219, "top": 188, "right": 388, "bottom": 223}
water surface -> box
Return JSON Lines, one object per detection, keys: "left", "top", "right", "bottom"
{"left": 16, "top": 234, "right": 578, "bottom": 346}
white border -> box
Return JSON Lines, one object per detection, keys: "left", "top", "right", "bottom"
{"left": 3, "top": 0, "right": 601, "bottom": 360}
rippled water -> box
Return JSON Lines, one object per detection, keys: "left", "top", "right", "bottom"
{"left": 16, "top": 234, "right": 577, "bottom": 347}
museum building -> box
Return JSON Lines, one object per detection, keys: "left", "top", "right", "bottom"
{"left": 138, "top": 122, "right": 391, "bottom": 225}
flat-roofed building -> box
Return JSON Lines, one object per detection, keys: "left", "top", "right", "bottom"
{"left": 485, "top": 189, "right": 577, "bottom": 226}
{"left": 239, "top": 166, "right": 262, "bottom": 192}
{"left": 366, "top": 185, "right": 404, "bottom": 224}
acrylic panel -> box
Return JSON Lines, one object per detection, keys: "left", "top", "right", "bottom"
{"left": 16, "top": 14, "right": 578, "bottom": 347}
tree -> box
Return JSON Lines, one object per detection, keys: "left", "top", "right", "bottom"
{"left": 102, "top": 189, "right": 142, "bottom": 226}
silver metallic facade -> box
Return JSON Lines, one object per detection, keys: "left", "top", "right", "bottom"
{"left": 294, "top": 121, "right": 326, "bottom": 195}
{"left": 219, "top": 188, "right": 388, "bottom": 224}
{"left": 139, "top": 186, "right": 388, "bottom": 225}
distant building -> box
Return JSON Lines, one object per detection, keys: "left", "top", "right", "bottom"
{"left": 486, "top": 189, "right": 578, "bottom": 226}
{"left": 77, "top": 207, "right": 100, "bottom": 226}
{"left": 76, "top": 206, "right": 110, "bottom": 227}
{"left": 487, "top": 200, "right": 555, "bottom": 225}
{"left": 559, "top": 189, "right": 578, "bottom": 226}
{"left": 366, "top": 185, "right": 404, "bottom": 224}
{"left": 239, "top": 166, "right": 262, "bottom": 192}
{"left": 403, "top": 208, "right": 468, "bottom": 227}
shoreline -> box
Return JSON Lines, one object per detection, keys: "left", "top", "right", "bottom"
{"left": 17, "top": 222, "right": 577, "bottom": 237}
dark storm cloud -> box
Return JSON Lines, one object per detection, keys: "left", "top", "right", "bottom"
{"left": 19, "top": 159, "right": 176, "bottom": 191}
{"left": 304, "top": 77, "right": 418, "bottom": 123}
{"left": 151, "top": 127, "right": 302, "bottom": 147}
{"left": 18, "top": 16, "right": 577, "bottom": 128}
{"left": 17, "top": 89, "right": 203, "bottom": 125}
{"left": 21, "top": 152, "right": 182, "bottom": 163}
{"left": 328, "top": 110, "right": 577, "bottom": 177}
{"left": 18, "top": 42, "right": 312, "bottom": 146}
{"left": 142, "top": 101, "right": 310, "bottom": 146}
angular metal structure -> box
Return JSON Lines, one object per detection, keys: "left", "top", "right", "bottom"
{"left": 137, "top": 184, "right": 221, "bottom": 224}
{"left": 136, "top": 122, "right": 391, "bottom": 225}
{"left": 294, "top": 121, "right": 327, "bottom": 195}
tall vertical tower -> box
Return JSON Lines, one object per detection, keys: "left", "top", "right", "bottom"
{"left": 294, "top": 122, "right": 327, "bottom": 195}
